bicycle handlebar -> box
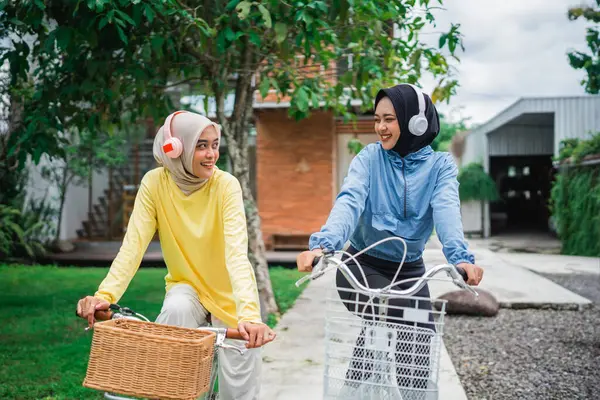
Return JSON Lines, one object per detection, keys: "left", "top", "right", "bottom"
{"left": 93, "top": 305, "right": 245, "bottom": 340}
{"left": 301, "top": 252, "right": 478, "bottom": 298}
{"left": 93, "top": 309, "right": 114, "bottom": 321}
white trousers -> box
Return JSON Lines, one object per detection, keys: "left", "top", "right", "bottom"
{"left": 155, "top": 284, "right": 262, "bottom": 400}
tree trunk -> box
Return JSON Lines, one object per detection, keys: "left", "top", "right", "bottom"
{"left": 213, "top": 65, "right": 279, "bottom": 321}
{"left": 235, "top": 153, "right": 279, "bottom": 321}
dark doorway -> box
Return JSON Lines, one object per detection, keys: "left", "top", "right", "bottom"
{"left": 489, "top": 155, "right": 555, "bottom": 234}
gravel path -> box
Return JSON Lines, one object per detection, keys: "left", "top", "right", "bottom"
{"left": 444, "top": 273, "right": 600, "bottom": 400}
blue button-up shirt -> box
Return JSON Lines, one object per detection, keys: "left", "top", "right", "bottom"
{"left": 309, "top": 143, "right": 475, "bottom": 266}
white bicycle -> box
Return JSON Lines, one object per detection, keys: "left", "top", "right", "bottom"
{"left": 296, "top": 238, "right": 478, "bottom": 400}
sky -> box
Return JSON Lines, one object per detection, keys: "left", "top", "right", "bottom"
{"left": 418, "top": 0, "right": 593, "bottom": 126}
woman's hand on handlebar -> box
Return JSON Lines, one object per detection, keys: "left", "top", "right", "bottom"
{"left": 456, "top": 262, "right": 484, "bottom": 286}
{"left": 238, "top": 322, "right": 276, "bottom": 349}
{"left": 296, "top": 248, "right": 323, "bottom": 272}
{"left": 76, "top": 296, "right": 110, "bottom": 328}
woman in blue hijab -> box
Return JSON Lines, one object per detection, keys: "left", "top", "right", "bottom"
{"left": 297, "top": 83, "right": 484, "bottom": 391}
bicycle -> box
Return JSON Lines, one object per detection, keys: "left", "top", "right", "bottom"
{"left": 296, "top": 237, "right": 478, "bottom": 400}
{"left": 85, "top": 304, "right": 245, "bottom": 400}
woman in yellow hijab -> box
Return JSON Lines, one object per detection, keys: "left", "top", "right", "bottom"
{"left": 77, "top": 110, "right": 274, "bottom": 400}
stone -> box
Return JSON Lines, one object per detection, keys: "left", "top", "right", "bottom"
{"left": 436, "top": 288, "right": 500, "bottom": 317}
{"left": 53, "top": 239, "right": 76, "bottom": 253}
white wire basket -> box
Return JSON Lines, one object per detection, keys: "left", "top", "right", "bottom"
{"left": 323, "top": 283, "right": 447, "bottom": 400}
{"left": 295, "top": 237, "right": 477, "bottom": 400}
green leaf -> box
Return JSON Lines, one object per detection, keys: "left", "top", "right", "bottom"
{"left": 141, "top": 43, "right": 152, "bottom": 61}
{"left": 439, "top": 34, "right": 447, "bottom": 48}
{"left": 143, "top": 4, "right": 156, "bottom": 23}
{"left": 449, "top": 38, "right": 456, "bottom": 53}
{"left": 115, "top": 10, "right": 136, "bottom": 26}
{"left": 116, "top": 26, "right": 128, "bottom": 44}
{"left": 259, "top": 78, "right": 271, "bottom": 98}
{"left": 224, "top": 27, "right": 235, "bottom": 41}
{"left": 151, "top": 36, "right": 164, "bottom": 51}
{"left": 274, "top": 22, "right": 288, "bottom": 44}
{"left": 235, "top": 1, "right": 252, "bottom": 20}
{"left": 56, "top": 27, "right": 73, "bottom": 50}
{"left": 348, "top": 138, "right": 365, "bottom": 155}
{"left": 7, "top": 222, "right": 25, "bottom": 241}
{"left": 249, "top": 32, "right": 261, "bottom": 47}
{"left": 257, "top": 4, "right": 272, "bottom": 28}
{"left": 335, "top": 83, "right": 343, "bottom": 97}
{"left": 311, "top": 91, "right": 320, "bottom": 109}
{"left": 98, "top": 16, "right": 109, "bottom": 30}
{"left": 226, "top": 0, "right": 242, "bottom": 12}
{"left": 269, "top": 77, "right": 280, "bottom": 93}
{"left": 9, "top": 18, "right": 25, "bottom": 26}
{"left": 295, "top": 87, "right": 309, "bottom": 112}
{"left": 216, "top": 31, "right": 227, "bottom": 54}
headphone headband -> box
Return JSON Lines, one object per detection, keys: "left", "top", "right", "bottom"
{"left": 406, "top": 84, "right": 425, "bottom": 115}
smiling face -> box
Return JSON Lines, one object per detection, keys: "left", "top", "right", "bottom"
{"left": 192, "top": 125, "right": 220, "bottom": 179}
{"left": 374, "top": 96, "right": 401, "bottom": 150}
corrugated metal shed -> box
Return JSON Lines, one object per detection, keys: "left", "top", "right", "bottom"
{"left": 459, "top": 95, "right": 599, "bottom": 238}
{"left": 462, "top": 96, "right": 600, "bottom": 169}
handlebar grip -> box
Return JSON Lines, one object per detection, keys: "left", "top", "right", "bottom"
{"left": 225, "top": 328, "right": 245, "bottom": 340}
{"left": 312, "top": 255, "right": 323, "bottom": 268}
{"left": 94, "top": 310, "right": 114, "bottom": 321}
{"left": 456, "top": 266, "right": 468, "bottom": 282}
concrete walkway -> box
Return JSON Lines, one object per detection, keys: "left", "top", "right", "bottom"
{"left": 424, "top": 240, "right": 593, "bottom": 310}
{"left": 260, "top": 239, "right": 597, "bottom": 399}
{"left": 495, "top": 252, "right": 600, "bottom": 276}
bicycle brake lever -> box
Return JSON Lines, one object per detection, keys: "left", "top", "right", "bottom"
{"left": 446, "top": 267, "right": 479, "bottom": 297}
{"left": 295, "top": 254, "right": 329, "bottom": 287}
{"left": 455, "top": 279, "right": 479, "bottom": 297}
{"left": 213, "top": 328, "right": 246, "bottom": 355}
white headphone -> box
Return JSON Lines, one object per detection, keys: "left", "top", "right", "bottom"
{"left": 162, "top": 110, "right": 188, "bottom": 158}
{"left": 406, "top": 84, "right": 428, "bottom": 136}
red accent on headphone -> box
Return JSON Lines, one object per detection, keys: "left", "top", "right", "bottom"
{"left": 163, "top": 142, "right": 174, "bottom": 153}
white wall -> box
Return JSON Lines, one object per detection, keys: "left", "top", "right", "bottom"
{"left": 461, "top": 200, "right": 483, "bottom": 234}
{"left": 336, "top": 133, "right": 378, "bottom": 192}
{"left": 26, "top": 155, "right": 110, "bottom": 241}
{"left": 460, "top": 130, "right": 486, "bottom": 168}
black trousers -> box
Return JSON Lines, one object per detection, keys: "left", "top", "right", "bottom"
{"left": 335, "top": 246, "right": 436, "bottom": 392}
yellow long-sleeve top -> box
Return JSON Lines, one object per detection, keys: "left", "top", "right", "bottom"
{"left": 94, "top": 167, "right": 262, "bottom": 327}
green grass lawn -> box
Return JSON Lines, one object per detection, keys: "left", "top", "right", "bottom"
{"left": 0, "top": 264, "right": 306, "bottom": 400}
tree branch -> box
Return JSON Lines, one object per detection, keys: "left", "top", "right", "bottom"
{"left": 153, "top": 76, "right": 206, "bottom": 89}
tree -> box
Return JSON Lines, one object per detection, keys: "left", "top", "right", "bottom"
{"left": 430, "top": 112, "right": 470, "bottom": 152}
{"left": 567, "top": 1, "right": 600, "bottom": 94}
{"left": 1, "top": 0, "right": 464, "bottom": 319}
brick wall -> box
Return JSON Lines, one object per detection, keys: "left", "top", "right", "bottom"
{"left": 256, "top": 109, "right": 335, "bottom": 248}
{"left": 255, "top": 56, "right": 339, "bottom": 104}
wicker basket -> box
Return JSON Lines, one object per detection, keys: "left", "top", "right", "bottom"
{"left": 83, "top": 319, "right": 216, "bottom": 400}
